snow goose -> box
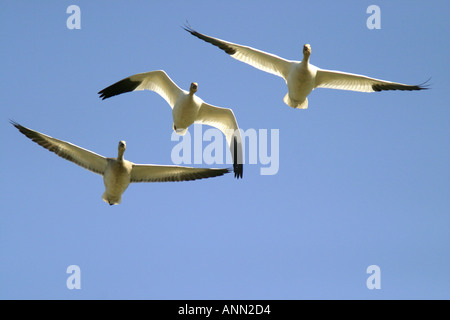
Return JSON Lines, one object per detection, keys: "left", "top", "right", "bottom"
{"left": 184, "top": 26, "right": 428, "bottom": 109}
{"left": 11, "top": 121, "right": 230, "bottom": 205}
{"left": 98, "top": 70, "right": 243, "bottom": 179}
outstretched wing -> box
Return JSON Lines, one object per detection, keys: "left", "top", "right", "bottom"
{"left": 196, "top": 103, "right": 243, "bottom": 179}
{"left": 184, "top": 25, "right": 292, "bottom": 80}
{"left": 11, "top": 121, "right": 108, "bottom": 175}
{"left": 98, "top": 70, "right": 184, "bottom": 108}
{"left": 315, "top": 69, "right": 429, "bottom": 92}
{"left": 130, "top": 164, "right": 230, "bottom": 182}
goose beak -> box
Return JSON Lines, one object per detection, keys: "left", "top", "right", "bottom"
{"left": 190, "top": 82, "right": 198, "bottom": 93}
{"left": 176, "top": 128, "right": 188, "bottom": 136}
{"left": 303, "top": 44, "right": 311, "bottom": 54}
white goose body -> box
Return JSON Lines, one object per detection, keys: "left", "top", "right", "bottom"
{"left": 102, "top": 148, "right": 132, "bottom": 205}
{"left": 11, "top": 121, "right": 230, "bottom": 205}
{"left": 285, "top": 53, "right": 317, "bottom": 109}
{"left": 184, "top": 26, "right": 428, "bottom": 109}
{"left": 98, "top": 70, "right": 243, "bottom": 178}
{"left": 172, "top": 88, "right": 202, "bottom": 135}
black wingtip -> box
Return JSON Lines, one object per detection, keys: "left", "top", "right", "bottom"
{"left": 182, "top": 23, "right": 237, "bottom": 55}
{"left": 418, "top": 77, "right": 432, "bottom": 90}
{"left": 9, "top": 119, "right": 21, "bottom": 129}
{"left": 233, "top": 164, "right": 243, "bottom": 179}
{"left": 97, "top": 77, "right": 142, "bottom": 101}
{"left": 10, "top": 120, "right": 36, "bottom": 142}
{"left": 232, "top": 135, "right": 243, "bottom": 179}
{"left": 98, "top": 89, "right": 108, "bottom": 100}
{"left": 372, "top": 78, "right": 432, "bottom": 92}
{"left": 98, "top": 90, "right": 109, "bottom": 100}
{"left": 181, "top": 20, "right": 196, "bottom": 35}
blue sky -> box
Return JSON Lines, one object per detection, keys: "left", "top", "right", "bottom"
{"left": 0, "top": 1, "right": 448, "bottom": 299}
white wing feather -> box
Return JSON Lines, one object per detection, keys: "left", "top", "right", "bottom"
{"left": 184, "top": 26, "right": 292, "bottom": 80}
{"left": 315, "top": 69, "right": 427, "bottom": 92}
{"left": 12, "top": 121, "right": 108, "bottom": 175}
{"left": 130, "top": 164, "right": 229, "bottom": 182}
{"left": 99, "top": 70, "right": 184, "bottom": 108}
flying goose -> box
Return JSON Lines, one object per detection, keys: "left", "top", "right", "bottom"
{"left": 11, "top": 121, "right": 230, "bottom": 205}
{"left": 98, "top": 70, "right": 243, "bottom": 179}
{"left": 184, "top": 26, "right": 428, "bottom": 109}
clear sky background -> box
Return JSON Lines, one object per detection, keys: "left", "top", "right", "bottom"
{"left": 1, "top": 1, "right": 448, "bottom": 299}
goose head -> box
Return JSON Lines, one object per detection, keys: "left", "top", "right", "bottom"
{"left": 173, "top": 124, "right": 188, "bottom": 136}
{"left": 118, "top": 140, "right": 126, "bottom": 159}
{"left": 189, "top": 82, "right": 198, "bottom": 94}
{"left": 303, "top": 44, "right": 311, "bottom": 60}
